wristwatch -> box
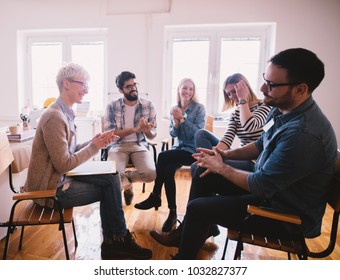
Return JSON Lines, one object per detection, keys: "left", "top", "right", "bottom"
{"left": 239, "top": 99, "right": 247, "bottom": 105}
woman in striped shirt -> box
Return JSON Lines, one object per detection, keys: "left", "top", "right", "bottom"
{"left": 195, "top": 73, "right": 271, "bottom": 151}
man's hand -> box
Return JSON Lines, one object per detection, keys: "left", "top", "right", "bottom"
{"left": 193, "top": 147, "right": 227, "bottom": 161}
{"left": 194, "top": 147, "right": 227, "bottom": 177}
{"left": 138, "top": 118, "right": 155, "bottom": 133}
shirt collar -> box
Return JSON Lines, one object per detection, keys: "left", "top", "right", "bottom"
{"left": 272, "top": 96, "right": 315, "bottom": 124}
{"left": 56, "top": 97, "right": 75, "bottom": 121}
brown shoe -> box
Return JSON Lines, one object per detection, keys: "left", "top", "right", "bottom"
{"left": 123, "top": 189, "right": 134, "bottom": 205}
{"left": 101, "top": 230, "right": 152, "bottom": 260}
{"left": 150, "top": 224, "right": 182, "bottom": 247}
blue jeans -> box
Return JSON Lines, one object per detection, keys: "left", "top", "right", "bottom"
{"left": 56, "top": 173, "right": 127, "bottom": 238}
{"left": 194, "top": 129, "right": 219, "bottom": 150}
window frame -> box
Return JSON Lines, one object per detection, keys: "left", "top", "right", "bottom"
{"left": 162, "top": 23, "right": 276, "bottom": 118}
{"left": 18, "top": 28, "right": 108, "bottom": 113}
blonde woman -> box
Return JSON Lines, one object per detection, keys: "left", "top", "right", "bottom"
{"left": 135, "top": 78, "right": 206, "bottom": 232}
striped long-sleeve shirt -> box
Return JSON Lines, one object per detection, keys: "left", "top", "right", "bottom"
{"left": 220, "top": 101, "right": 271, "bottom": 148}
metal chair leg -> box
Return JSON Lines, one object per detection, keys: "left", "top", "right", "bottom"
{"left": 234, "top": 241, "right": 243, "bottom": 260}
{"left": 72, "top": 219, "right": 78, "bottom": 248}
{"left": 18, "top": 226, "right": 25, "bottom": 250}
{"left": 3, "top": 226, "right": 12, "bottom": 260}
{"left": 221, "top": 237, "right": 229, "bottom": 260}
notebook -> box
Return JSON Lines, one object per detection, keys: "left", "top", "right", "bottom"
{"left": 7, "top": 129, "right": 36, "bottom": 142}
{"left": 66, "top": 160, "right": 116, "bottom": 176}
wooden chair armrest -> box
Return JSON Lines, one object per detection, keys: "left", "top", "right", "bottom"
{"left": 247, "top": 205, "right": 301, "bottom": 225}
{"left": 161, "top": 138, "right": 170, "bottom": 151}
{"left": 13, "top": 189, "right": 57, "bottom": 201}
{"left": 147, "top": 140, "right": 157, "bottom": 146}
{"left": 161, "top": 138, "right": 169, "bottom": 144}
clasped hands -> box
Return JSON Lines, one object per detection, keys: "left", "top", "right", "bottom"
{"left": 193, "top": 147, "right": 227, "bottom": 177}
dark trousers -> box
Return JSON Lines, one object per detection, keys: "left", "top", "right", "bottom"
{"left": 178, "top": 163, "right": 256, "bottom": 258}
{"left": 153, "top": 149, "right": 195, "bottom": 209}
{"left": 178, "top": 162, "right": 298, "bottom": 259}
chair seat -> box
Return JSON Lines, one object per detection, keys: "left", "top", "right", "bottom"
{"left": 2, "top": 200, "right": 73, "bottom": 226}
{"left": 227, "top": 229, "right": 306, "bottom": 255}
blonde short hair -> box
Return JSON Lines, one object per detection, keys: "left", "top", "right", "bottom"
{"left": 56, "top": 62, "right": 90, "bottom": 92}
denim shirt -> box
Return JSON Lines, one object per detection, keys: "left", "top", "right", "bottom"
{"left": 169, "top": 101, "right": 206, "bottom": 154}
{"left": 105, "top": 97, "right": 157, "bottom": 148}
{"left": 248, "top": 97, "right": 337, "bottom": 237}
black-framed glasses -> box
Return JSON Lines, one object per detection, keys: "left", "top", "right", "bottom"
{"left": 70, "top": 80, "right": 89, "bottom": 89}
{"left": 262, "top": 73, "right": 298, "bottom": 92}
{"left": 123, "top": 83, "right": 139, "bottom": 90}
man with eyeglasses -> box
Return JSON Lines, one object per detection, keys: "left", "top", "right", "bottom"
{"left": 104, "top": 71, "right": 157, "bottom": 206}
{"left": 150, "top": 48, "right": 338, "bottom": 260}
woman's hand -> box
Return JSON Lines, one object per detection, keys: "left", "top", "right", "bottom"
{"left": 234, "top": 80, "right": 250, "bottom": 101}
{"left": 172, "top": 106, "right": 184, "bottom": 121}
{"left": 92, "top": 129, "right": 119, "bottom": 149}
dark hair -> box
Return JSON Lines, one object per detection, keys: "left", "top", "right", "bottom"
{"left": 115, "top": 71, "right": 136, "bottom": 90}
{"left": 269, "top": 48, "right": 324, "bottom": 93}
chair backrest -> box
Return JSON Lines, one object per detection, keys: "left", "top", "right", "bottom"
{"left": 205, "top": 115, "right": 214, "bottom": 133}
{"left": 0, "top": 132, "right": 14, "bottom": 175}
{"left": 327, "top": 151, "right": 340, "bottom": 212}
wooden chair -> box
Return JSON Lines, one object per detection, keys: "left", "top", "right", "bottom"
{"left": 0, "top": 132, "right": 77, "bottom": 260}
{"left": 221, "top": 150, "right": 340, "bottom": 260}
{"left": 100, "top": 116, "right": 157, "bottom": 193}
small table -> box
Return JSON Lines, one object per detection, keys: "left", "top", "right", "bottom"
{"left": 9, "top": 140, "right": 33, "bottom": 173}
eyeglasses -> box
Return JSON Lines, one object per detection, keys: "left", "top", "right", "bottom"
{"left": 70, "top": 80, "right": 89, "bottom": 89}
{"left": 262, "top": 73, "right": 298, "bottom": 92}
{"left": 123, "top": 83, "right": 139, "bottom": 90}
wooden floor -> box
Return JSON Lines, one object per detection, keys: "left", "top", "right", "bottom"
{"left": 1, "top": 169, "right": 340, "bottom": 260}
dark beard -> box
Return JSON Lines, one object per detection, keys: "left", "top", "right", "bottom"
{"left": 124, "top": 91, "right": 138, "bottom": 101}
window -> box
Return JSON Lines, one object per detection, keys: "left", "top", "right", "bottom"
{"left": 20, "top": 29, "right": 108, "bottom": 114}
{"left": 163, "top": 23, "right": 275, "bottom": 118}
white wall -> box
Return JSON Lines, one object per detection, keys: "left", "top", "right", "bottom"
{"left": 0, "top": 0, "right": 339, "bottom": 145}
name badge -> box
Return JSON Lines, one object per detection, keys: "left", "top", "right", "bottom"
{"left": 263, "top": 118, "right": 274, "bottom": 132}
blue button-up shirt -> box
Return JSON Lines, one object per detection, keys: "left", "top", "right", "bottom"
{"left": 169, "top": 101, "right": 206, "bottom": 154}
{"left": 248, "top": 96, "right": 337, "bottom": 237}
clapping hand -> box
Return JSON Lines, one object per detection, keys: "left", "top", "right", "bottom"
{"left": 138, "top": 118, "right": 155, "bottom": 133}
{"left": 92, "top": 129, "right": 119, "bottom": 150}
{"left": 172, "top": 107, "right": 183, "bottom": 121}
